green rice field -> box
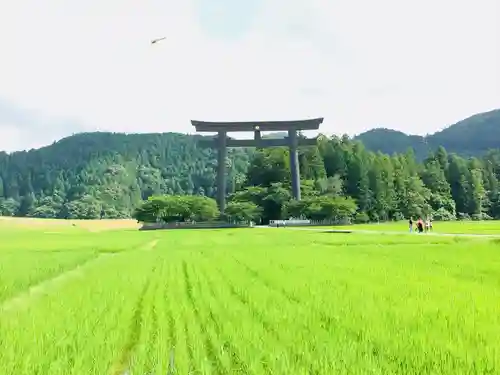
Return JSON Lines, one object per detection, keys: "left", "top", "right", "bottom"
{"left": 1, "top": 220, "right": 499, "bottom": 374}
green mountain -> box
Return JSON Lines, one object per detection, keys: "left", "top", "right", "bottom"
{"left": 0, "top": 132, "right": 252, "bottom": 218}
{"left": 355, "top": 109, "right": 500, "bottom": 158}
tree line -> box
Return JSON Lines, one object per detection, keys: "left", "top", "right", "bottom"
{"left": 133, "top": 193, "right": 357, "bottom": 224}
{"left": 1, "top": 132, "right": 500, "bottom": 222}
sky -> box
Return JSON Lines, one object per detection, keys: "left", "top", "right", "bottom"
{"left": 0, "top": 0, "right": 498, "bottom": 152}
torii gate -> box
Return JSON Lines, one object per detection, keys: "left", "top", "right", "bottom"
{"left": 191, "top": 118, "right": 324, "bottom": 212}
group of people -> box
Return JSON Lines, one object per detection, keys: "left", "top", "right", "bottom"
{"left": 409, "top": 217, "right": 432, "bottom": 233}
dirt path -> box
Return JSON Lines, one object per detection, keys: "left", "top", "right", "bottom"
{"left": 0, "top": 254, "right": 113, "bottom": 313}
{"left": 275, "top": 226, "right": 500, "bottom": 238}
{"left": 1, "top": 239, "right": 160, "bottom": 313}
{"left": 141, "top": 239, "right": 159, "bottom": 251}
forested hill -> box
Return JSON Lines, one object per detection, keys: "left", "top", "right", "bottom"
{"left": 1, "top": 108, "right": 500, "bottom": 220}
{"left": 0, "top": 132, "right": 253, "bottom": 218}
{"left": 355, "top": 109, "right": 500, "bottom": 159}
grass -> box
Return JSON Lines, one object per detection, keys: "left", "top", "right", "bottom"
{"left": 0, "top": 220, "right": 499, "bottom": 374}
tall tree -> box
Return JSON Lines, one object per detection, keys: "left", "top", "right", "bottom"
{"left": 246, "top": 149, "right": 289, "bottom": 187}
{"left": 467, "top": 159, "right": 486, "bottom": 216}
{"left": 420, "top": 160, "right": 455, "bottom": 215}
{"left": 447, "top": 155, "right": 470, "bottom": 214}
{"left": 344, "top": 142, "right": 371, "bottom": 212}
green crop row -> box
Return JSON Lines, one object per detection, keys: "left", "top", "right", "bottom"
{"left": 0, "top": 228, "right": 499, "bottom": 374}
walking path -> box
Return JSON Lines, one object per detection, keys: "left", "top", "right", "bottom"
{"left": 0, "top": 239, "right": 159, "bottom": 313}
{"left": 261, "top": 226, "right": 500, "bottom": 238}
{"left": 0, "top": 254, "right": 112, "bottom": 313}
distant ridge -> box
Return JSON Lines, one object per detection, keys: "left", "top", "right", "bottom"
{"left": 355, "top": 109, "right": 500, "bottom": 159}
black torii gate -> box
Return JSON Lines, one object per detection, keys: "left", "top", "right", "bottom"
{"left": 191, "top": 118, "right": 323, "bottom": 212}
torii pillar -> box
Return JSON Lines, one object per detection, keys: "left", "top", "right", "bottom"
{"left": 192, "top": 118, "right": 324, "bottom": 212}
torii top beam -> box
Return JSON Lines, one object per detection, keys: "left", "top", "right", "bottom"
{"left": 191, "top": 118, "right": 324, "bottom": 133}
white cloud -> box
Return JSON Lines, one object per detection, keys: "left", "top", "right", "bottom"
{"left": 0, "top": 0, "right": 498, "bottom": 151}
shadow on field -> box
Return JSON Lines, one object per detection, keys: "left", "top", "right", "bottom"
{"left": 320, "top": 230, "right": 353, "bottom": 234}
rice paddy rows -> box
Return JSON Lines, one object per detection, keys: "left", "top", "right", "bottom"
{"left": 0, "top": 227, "right": 499, "bottom": 374}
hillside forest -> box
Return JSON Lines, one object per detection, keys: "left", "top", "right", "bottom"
{"left": 355, "top": 109, "right": 500, "bottom": 159}
{"left": 1, "top": 127, "right": 500, "bottom": 223}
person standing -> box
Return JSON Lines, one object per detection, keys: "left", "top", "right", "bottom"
{"left": 417, "top": 218, "right": 424, "bottom": 233}
{"left": 409, "top": 217, "right": 413, "bottom": 233}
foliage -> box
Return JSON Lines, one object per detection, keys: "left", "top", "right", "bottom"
{"left": 133, "top": 195, "right": 219, "bottom": 223}
{"left": 224, "top": 201, "right": 262, "bottom": 222}
{"left": 432, "top": 207, "right": 456, "bottom": 222}
{"left": 283, "top": 196, "right": 357, "bottom": 222}
{"left": 354, "top": 212, "right": 370, "bottom": 224}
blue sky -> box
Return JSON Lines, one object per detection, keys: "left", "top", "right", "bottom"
{"left": 194, "top": 0, "right": 263, "bottom": 39}
{"left": 0, "top": 0, "right": 498, "bottom": 152}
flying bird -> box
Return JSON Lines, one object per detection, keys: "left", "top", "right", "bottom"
{"left": 151, "top": 37, "right": 166, "bottom": 44}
